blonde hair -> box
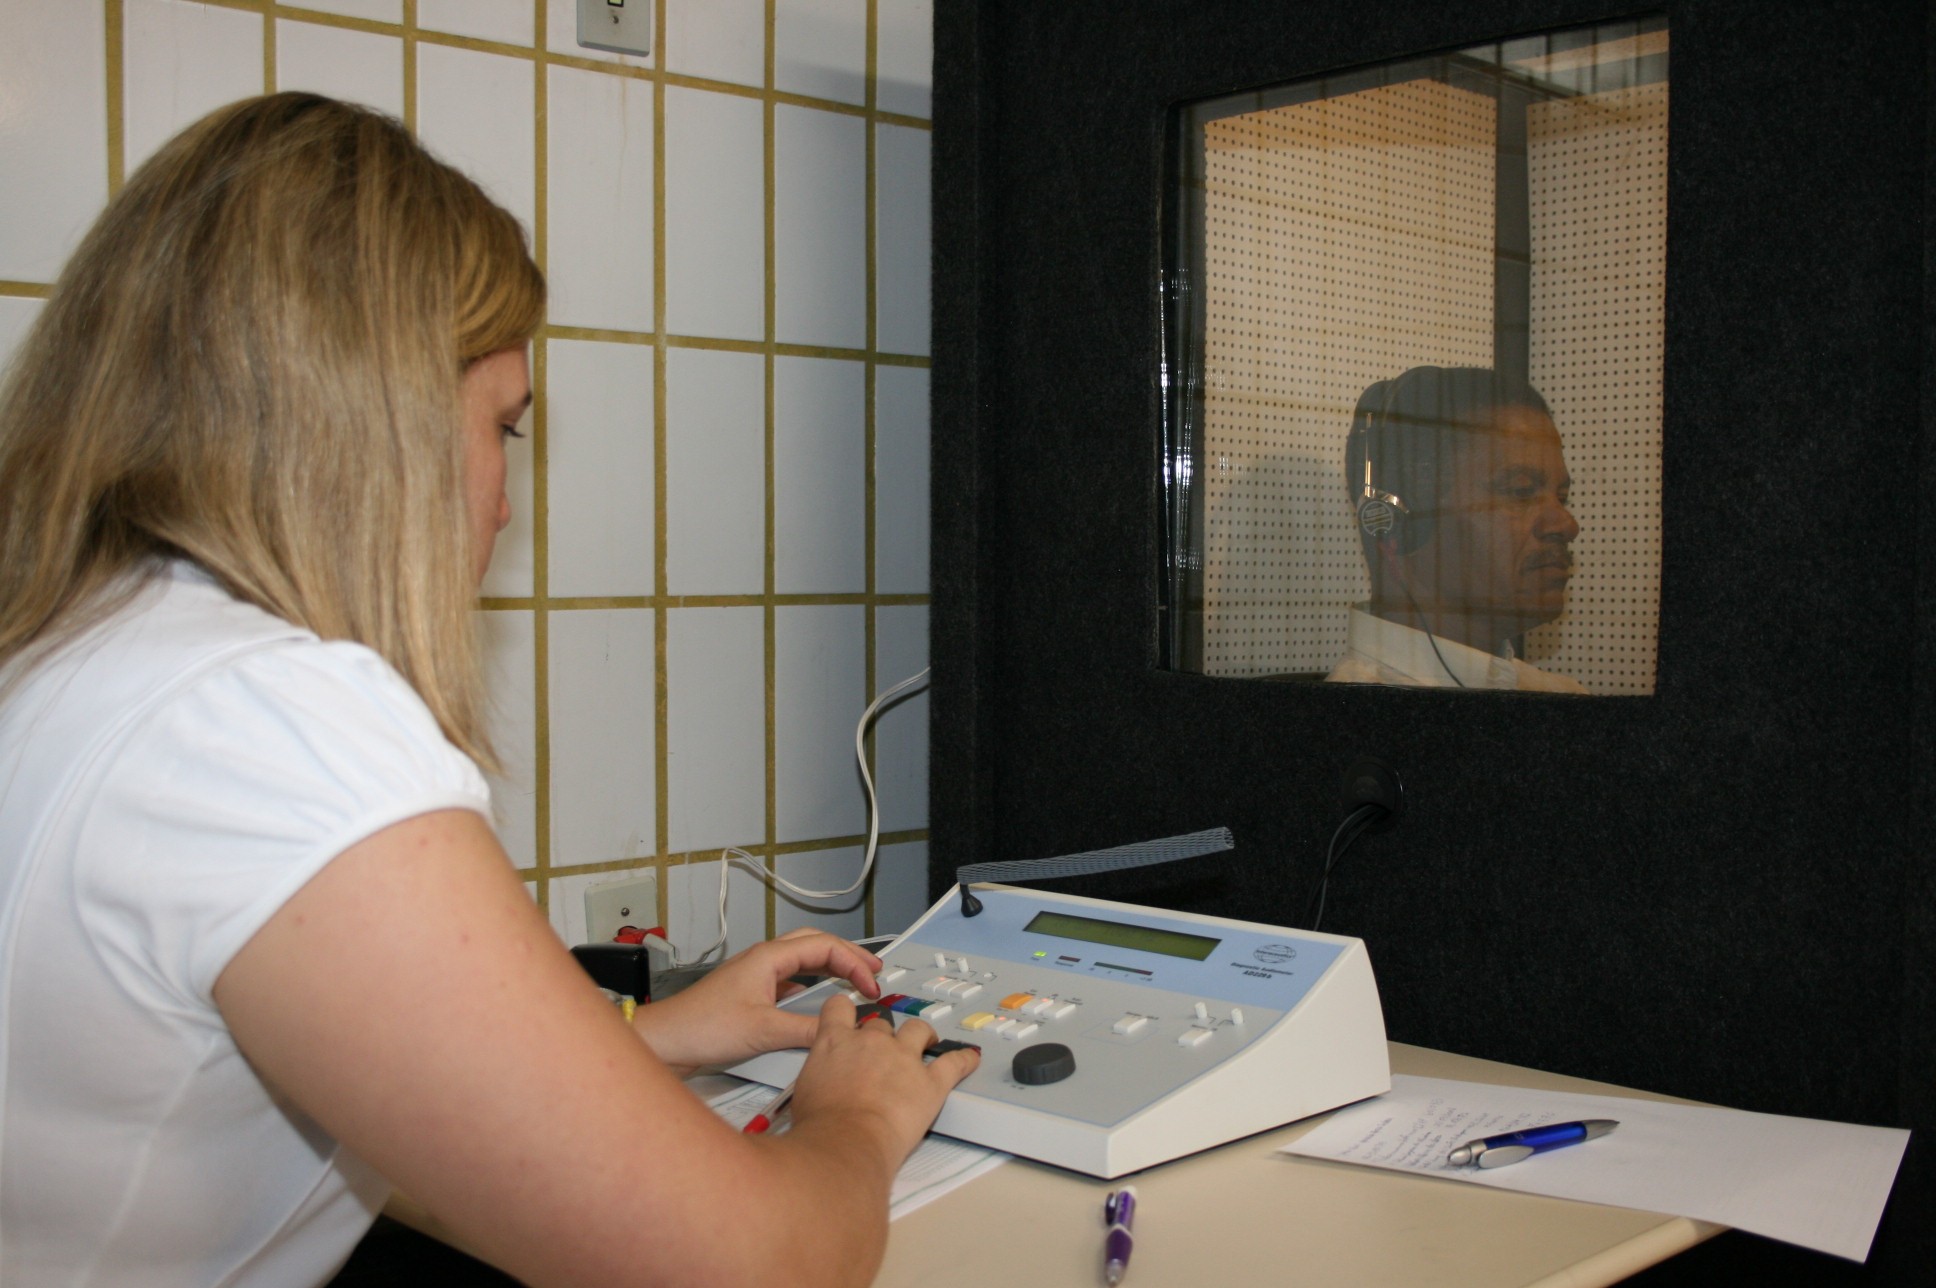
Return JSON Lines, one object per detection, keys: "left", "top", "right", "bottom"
{"left": 0, "top": 92, "right": 543, "bottom": 768}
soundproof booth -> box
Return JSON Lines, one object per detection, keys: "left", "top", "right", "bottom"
{"left": 927, "top": 2, "right": 1932, "bottom": 1283}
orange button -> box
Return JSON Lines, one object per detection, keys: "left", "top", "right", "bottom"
{"left": 999, "top": 992, "right": 1035, "bottom": 1011}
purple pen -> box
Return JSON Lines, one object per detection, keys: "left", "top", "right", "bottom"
{"left": 1103, "top": 1186, "right": 1137, "bottom": 1284}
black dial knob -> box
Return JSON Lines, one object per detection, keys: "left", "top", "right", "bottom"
{"left": 1012, "top": 1042, "right": 1077, "bottom": 1086}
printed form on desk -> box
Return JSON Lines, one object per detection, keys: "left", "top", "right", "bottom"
{"left": 706, "top": 1081, "right": 1009, "bottom": 1220}
{"left": 1281, "top": 1074, "right": 1909, "bottom": 1262}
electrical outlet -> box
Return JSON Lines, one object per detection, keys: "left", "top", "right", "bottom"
{"left": 577, "top": 0, "right": 652, "bottom": 57}
{"left": 584, "top": 874, "right": 658, "bottom": 945}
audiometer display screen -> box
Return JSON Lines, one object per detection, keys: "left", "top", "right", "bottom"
{"left": 1025, "top": 910, "right": 1220, "bottom": 961}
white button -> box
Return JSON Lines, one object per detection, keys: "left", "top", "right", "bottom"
{"left": 1230, "top": 1008, "right": 1245, "bottom": 1027}
{"left": 1177, "top": 1027, "right": 1214, "bottom": 1048}
{"left": 954, "top": 957, "right": 970, "bottom": 974}
{"left": 934, "top": 952, "right": 947, "bottom": 969}
{"left": 920, "top": 1003, "right": 953, "bottom": 1022}
{"left": 991, "top": 1019, "right": 1018, "bottom": 1037}
{"left": 953, "top": 983, "right": 983, "bottom": 1000}
{"left": 1023, "top": 997, "right": 1055, "bottom": 1015}
{"left": 878, "top": 968, "right": 907, "bottom": 985}
{"left": 1047, "top": 1001, "right": 1077, "bottom": 1020}
{"left": 1111, "top": 1015, "right": 1148, "bottom": 1036}
{"left": 1007, "top": 1022, "right": 1039, "bottom": 1041}
{"left": 843, "top": 988, "right": 865, "bottom": 1002}
{"left": 1193, "top": 1002, "right": 1209, "bottom": 1021}
{"left": 924, "top": 976, "right": 953, "bottom": 995}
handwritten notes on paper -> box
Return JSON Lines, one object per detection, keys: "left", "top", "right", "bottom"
{"left": 1281, "top": 1075, "right": 1908, "bottom": 1262}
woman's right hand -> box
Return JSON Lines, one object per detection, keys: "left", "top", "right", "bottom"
{"left": 784, "top": 994, "right": 981, "bottom": 1171}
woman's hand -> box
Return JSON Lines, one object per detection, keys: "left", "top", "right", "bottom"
{"left": 630, "top": 928, "right": 885, "bottom": 1074}
{"left": 783, "top": 994, "right": 982, "bottom": 1177}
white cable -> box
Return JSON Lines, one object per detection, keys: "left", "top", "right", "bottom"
{"left": 666, "top": 666, "right": 931, "bottom": 968}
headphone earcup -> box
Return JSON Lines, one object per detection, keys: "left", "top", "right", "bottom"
{"left": 1358, "top": 495, "right": 1405, "bottom": 546}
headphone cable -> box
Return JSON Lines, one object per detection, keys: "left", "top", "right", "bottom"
{"left": 1390, "top": 563, "right": 1467, "bottom": 689}
{"left": 1306, "top": 802, "right": 1385, "bottom": 932}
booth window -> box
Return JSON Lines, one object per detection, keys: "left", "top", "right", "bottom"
{"left": 1160, "top": 18, "right": 1667, "bottom": 695}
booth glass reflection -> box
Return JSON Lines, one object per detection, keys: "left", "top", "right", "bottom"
{"left": 1160, "top": 18, "right": 1667, "bottom": 695}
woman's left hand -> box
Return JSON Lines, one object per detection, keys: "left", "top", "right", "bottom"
{"left": 629, "top": 929, "right": 883, "bottom": 1075}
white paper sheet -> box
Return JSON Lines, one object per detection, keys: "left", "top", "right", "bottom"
{"left": 1279, "top": 1074, "right": 1908, "bottom": 1262}
{"left": 706, "top": 1081, "right": 1009, "bottom": 1220}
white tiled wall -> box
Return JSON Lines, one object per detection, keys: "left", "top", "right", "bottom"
{"left": 546, "top": 66, "right": 654, "bottom": 333}
{"left": 277, "top": 18, "right": 403, "bottom": 118}
{"left": 418, "top": 0, "right": 532, "bottom": 48}
{"left": 0, "top": 0, "right": 934, "bottom": 962}
{"left": 876, "top": 124, "right": 934, "bottom": 355}
{"left": 479, "top": 610, "right": 540, "bottom": 867}
{"left": 123, "top": 0, "right": 263, "bottom": 173}
{"left": 874, "top": 0, "right": 934, "bottom": 119}
{"left": 663, "top": 85, "right": 765, "bottom": 342}
{"left": 416, "top": 42, "right": 537, "bottom": 233}
{"left": 774, "top": 104, "right": 868, "bottom": 349}
{"left": 774, "top": 356, "right": 867, "bottom": 592}
{"left": 545, "top": 338, "right": 655, "bottom": 596}
{"left": 665, "top": 346, "right": 766, "bottom": 593}
{"left": 664, "top": 0, "right": 767, "bottom": 87}
{"left": 665, "top": 605, "right": 769, "bottom": 854}
{"left": 775, "top": 0, "right": 869, "bottom": 106}
{"left": 0, "top": 3, "right": 107, "bottom": 284}
{"left": 0, "top": 300, "right": 43, "bottom": 377}
{"left": 774, "top": 604, "right": 868, "bottom": 842}
{"left": 773, "top": 844, "right": 869, "bottom": 939}
{"left": 875, "top": 365, "right": 932, "bottom": 593}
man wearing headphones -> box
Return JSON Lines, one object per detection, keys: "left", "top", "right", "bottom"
{"left": 1327, "top": 365, "right": 1588, "bottom": 692}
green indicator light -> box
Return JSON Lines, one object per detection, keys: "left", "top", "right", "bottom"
{"left": 1033, "top": 951, "right": 1047, "bottom": 958}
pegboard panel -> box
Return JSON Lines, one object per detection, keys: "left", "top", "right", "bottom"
{"left": 1198, "top": 79, "right": 1497, "bottom": 676}
{"left": 1522, "top": 81, "right": 1667, "bottom": 694}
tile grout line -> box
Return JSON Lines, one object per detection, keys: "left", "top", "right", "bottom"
{"left": 105, "top": 0, "right": 125, "bottom": 195}
{"left": 400, "top": 0, "right": 417, "bottom": 130}
{"left": 762, "top": 0, "right": 780, "bottom": 944}
{"left": 529, "top": 0, "right": 553, "bottom": 911}
{"left": 651, "top": 0, "right": 672, "bottom": 930}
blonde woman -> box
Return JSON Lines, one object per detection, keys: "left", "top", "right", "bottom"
{"left": 0, "top": 93, "right": 974, "bottom": 1287}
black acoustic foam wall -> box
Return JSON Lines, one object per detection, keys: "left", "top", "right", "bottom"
{"left": 931, "top": 2, "right": 1933, "bottom": 1281}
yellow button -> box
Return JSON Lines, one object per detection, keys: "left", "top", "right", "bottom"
{"left": 999, "top": 992, "right": 1035, "bottom": 1011}
{"left": 959, "top": 1011, "right": 998, "bottom": 1031}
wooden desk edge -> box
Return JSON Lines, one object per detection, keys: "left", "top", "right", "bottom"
{"left": 1526, "top": 1217, "right": 1725, "bottom": 1288}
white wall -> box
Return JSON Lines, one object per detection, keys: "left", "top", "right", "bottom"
{"left": 0, "top": 0, "right": 937, "bottom": 956}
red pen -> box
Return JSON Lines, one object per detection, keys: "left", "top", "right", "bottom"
{"left": 742, "top": 1080, "right": 797, "bottom": 1135}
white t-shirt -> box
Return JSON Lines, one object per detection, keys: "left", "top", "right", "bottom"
{"left": 0, "top": 561, "right": 492, "bottom": 1286}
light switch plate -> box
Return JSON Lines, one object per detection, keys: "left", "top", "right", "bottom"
{"left": 577, "top": 0, "right": 652, "bottom": 58}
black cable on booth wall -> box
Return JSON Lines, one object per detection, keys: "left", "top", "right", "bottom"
{"left": 1306, "top": 802, "right": 1387, "bottom": 932}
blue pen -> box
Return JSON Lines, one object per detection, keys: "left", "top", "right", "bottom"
{"left": 1102, "top": 1186, "right": 1136, "bottom": 1284}
{"left": 1447, "top": 1119, "right": 1618, "bottom": 1168}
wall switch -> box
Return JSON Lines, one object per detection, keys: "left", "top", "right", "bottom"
{"left": 578, "top": 0, "right": 652, "bottom": 58}
{"left": 584, "top": 874, "right": 659, "bottom": 945}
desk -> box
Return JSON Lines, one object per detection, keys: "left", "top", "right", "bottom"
{"left": 867, "top": 1042, "right": 1719, "bottom": 1288}
{"left": 387, "top": 1042, "right": 1721, "bottom": 1287}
